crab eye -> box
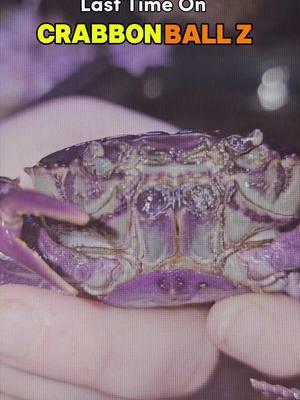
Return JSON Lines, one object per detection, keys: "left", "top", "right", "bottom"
{"left": 182, "top": 184, "right": 219, "bottom": 217}
{"left": 225, "top": 135, "right": 251, "bottom": 154}
{"left": 136, "top": 186, "right": 172, "bottom": 218}
{"left": 224, "top": 130, "right": 263, "bottom": 155}
{"left": 82, "top": 142, "right": 113, "bottom": 176}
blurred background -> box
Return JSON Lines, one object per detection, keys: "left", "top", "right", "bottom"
{"left": 0, "top": 0, "right": 300, "bottom": 398}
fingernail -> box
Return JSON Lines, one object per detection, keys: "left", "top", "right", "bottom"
{"left": 0, "top": 300, "right": 46, "bottom": 358}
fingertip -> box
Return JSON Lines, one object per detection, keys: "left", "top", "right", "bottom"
{"left": 207, "top": 294, "right": 300, "bottom": 376}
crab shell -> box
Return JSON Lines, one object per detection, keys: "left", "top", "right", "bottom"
{"left": 1, "top": 130, "right": 300, "bottom": 308}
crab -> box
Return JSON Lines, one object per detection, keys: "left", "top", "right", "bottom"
{"left": 1, "top": 129, "right": 300, "bottom": 399}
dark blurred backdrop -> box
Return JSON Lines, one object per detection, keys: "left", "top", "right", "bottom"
{"left": 16, "top": 0, "right": 300, "bottom": 154}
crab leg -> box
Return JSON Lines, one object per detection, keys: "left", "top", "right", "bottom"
{"left": 0, "top": 190, "right": 89, "bottom": 226}
{"left": 250, "top": 379, "right": 300, "bottom": 400}
{"left": 242, "top": 226, "right": 300, "bottom": 272}
{"left": 36, "top": 227, "right": 135, "bottom": 297}
{"left": 0, "top": 231, "right": 78, "bottom": 294}
{"left": 238, "top": 226, "right": 300, "bottom": 298}
{"left": 0, "top": 189, "right": 89, "bottom": 294}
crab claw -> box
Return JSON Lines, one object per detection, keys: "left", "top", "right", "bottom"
{"left": 0, "top": 189, "right": 89, "bottom": 226}
{"left": 0, "top": 179, "right": 89, "bottom": 294}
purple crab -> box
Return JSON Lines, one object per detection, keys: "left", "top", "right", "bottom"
{"left": 1, "top": 129, "right": 300, "bottom": 399}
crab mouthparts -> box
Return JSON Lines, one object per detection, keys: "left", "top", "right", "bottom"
{"left": 102, "top": 269, "right": 249, "bottom": 308}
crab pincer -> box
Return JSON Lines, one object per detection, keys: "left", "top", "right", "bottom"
{"left": 0, "top": 177, "right": 89, "bottom": 294}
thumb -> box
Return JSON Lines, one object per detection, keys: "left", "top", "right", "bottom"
{"left": 206, "top": 293, "right": 300, "bottom": 377}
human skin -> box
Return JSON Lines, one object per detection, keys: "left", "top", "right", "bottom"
{"left": 0, "top": 97, "right": 300, "bottom": 400}
{"left": 0, "top": 97, "right": 218, "bottom": 400}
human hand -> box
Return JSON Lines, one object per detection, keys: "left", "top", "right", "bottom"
{"left": 0, "top": 97, "right": 219, "bottom": 400}
{"left": 207, "top": 293, "right": 300, "bottom": 378}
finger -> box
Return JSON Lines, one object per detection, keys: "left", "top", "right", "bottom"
{"left": 206, "top": 293, "right": 300, "bottom": 377}
{"left": 0, "top": 285, "right": 218, "bottom": 400}
{"left": 0, "top": 394, "right": 19, "bottom": 400}
{"left": 0, "top": 96, "right": 177, "bottom": 187}
{"left": 0, "top": 364, "right": 104, "bottom": 400}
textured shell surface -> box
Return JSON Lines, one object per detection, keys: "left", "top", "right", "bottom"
{"left": 18, "top": 129, "right": 299, "bottom": 307}
{"left": 1, "top": 130, "right": 300, "bottom": 399}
